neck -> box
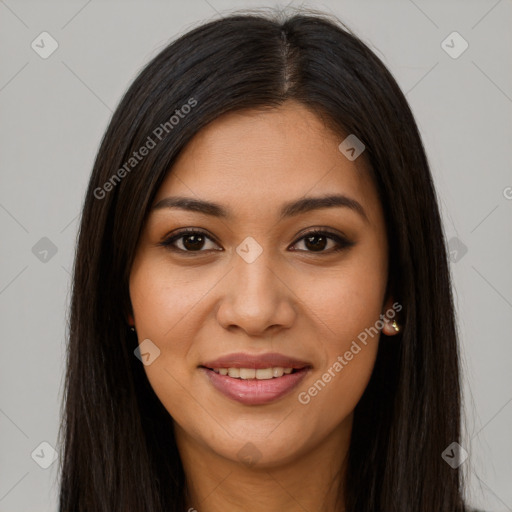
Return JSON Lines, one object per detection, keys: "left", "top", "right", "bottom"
{"left": 176, "top": 416, "right": 352, "bottom": 512}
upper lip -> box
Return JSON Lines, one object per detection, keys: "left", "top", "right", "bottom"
{"left": 201, "top": 352, "right": 311, "bottom": 370}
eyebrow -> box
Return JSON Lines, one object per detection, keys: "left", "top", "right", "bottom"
{"left": 152, "top": 193, "right": 369, "bottom": 223}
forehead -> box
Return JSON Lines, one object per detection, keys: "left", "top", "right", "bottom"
{"left": 154, "top": 101, "right": 381, "bottom": 225}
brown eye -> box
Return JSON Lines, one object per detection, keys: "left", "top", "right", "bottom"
{"left": 159, "top": 228, "right": 354, "bottom": 255}
{"left": 290, "top": 229, "right": 354, "bottom": 253}
{"left": 159, "top": 229, "right": 222, "bottom": 253}
{"left": 181, "top": 233, "right": 206, "bottom": 251}
{"left": 303, "top": 234, "right": 329, "bottom": 252}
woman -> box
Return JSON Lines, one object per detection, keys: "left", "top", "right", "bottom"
{"left": 59, "top": 8, "right": 471, "bottom": 511}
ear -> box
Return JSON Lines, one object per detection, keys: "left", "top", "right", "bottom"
{"left": 381, "top": 295, "right": 401, "bottom": 336}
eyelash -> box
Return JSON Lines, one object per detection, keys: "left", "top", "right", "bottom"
{"left": 158, "top": 228, "right": 354, "bottom": 255}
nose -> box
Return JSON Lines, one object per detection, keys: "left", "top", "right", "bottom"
{"left": 215, "top": 250, "right": 297, "bottom": 337}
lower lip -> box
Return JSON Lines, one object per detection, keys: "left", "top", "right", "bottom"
{"left": 201, "top": 367, "right": 310, "bottom": 405}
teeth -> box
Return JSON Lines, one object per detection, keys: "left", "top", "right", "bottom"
{"left": 239, "top": 368, "right": 256, "bottom": 379}
{"left": 272, "top": 367, "right": 284, "bottom": 378}
{"left": 227, "top": 368, "right": 240, "bottom": 378}
{"left": 254, "top": 368, "right": 273, "bottom": 380}
{"left": 212, "top": 367, "right": 296, "bottom": 380}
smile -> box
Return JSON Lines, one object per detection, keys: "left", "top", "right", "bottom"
{"left": 210, "top": 367, "right": 295, "bottom": 379}
{"left": 199, "top": 352, "right": 311, "bottom": 405}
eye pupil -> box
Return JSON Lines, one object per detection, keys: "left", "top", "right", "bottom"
{"left": 183, "top": 234, "right": 205, "bottom": 251}
{"left": 305, "top": 234, "right": 327, "bottom": 252}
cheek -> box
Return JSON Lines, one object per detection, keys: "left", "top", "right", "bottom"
{"left": 297, "top": 278, "right": 381, "bottom": 408}
{"left": 297, "top": 345, "right": 378, "bottom": 439}
{"left": 296, "top": 250, "right": 387, "bottom": 349}
{"left": 293, "top": 248, "right": 386, "bottom": 410}
{"left": 130, "top": 258, "right": 217, "bottom": 341}
{"left": 129, "top": 261, "right": 203, "bottom": 423}
{"left": 129, "top": 260, "right": 196, "bottom": 388}
{"left": 294, "top": 272, "right": 383, "bottom": 426}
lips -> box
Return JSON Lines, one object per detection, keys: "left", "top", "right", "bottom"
{"left": 200, "top": 352, "right": 311, "bottom": 405}
{"left": 201, "top": 352, "right": 310, "bottom": 370}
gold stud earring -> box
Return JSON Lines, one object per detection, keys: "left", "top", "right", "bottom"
{"left": 391, "top": 319, "right": 400, "bottom": 333}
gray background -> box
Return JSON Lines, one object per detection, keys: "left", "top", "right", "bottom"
{"left": 0, "top": 0, "right": 511, "bottom": 510}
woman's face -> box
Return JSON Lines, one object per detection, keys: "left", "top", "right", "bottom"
{"left": 129, "top": 100, "right": 395, "bottom": 467}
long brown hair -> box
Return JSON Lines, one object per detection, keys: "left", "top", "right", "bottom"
{"left": 59, "top": 8, "right": 467, "bottom": 511}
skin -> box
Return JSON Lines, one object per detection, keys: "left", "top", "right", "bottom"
{"left": 128, "top": 99, "right": 400, "bottom": 512}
